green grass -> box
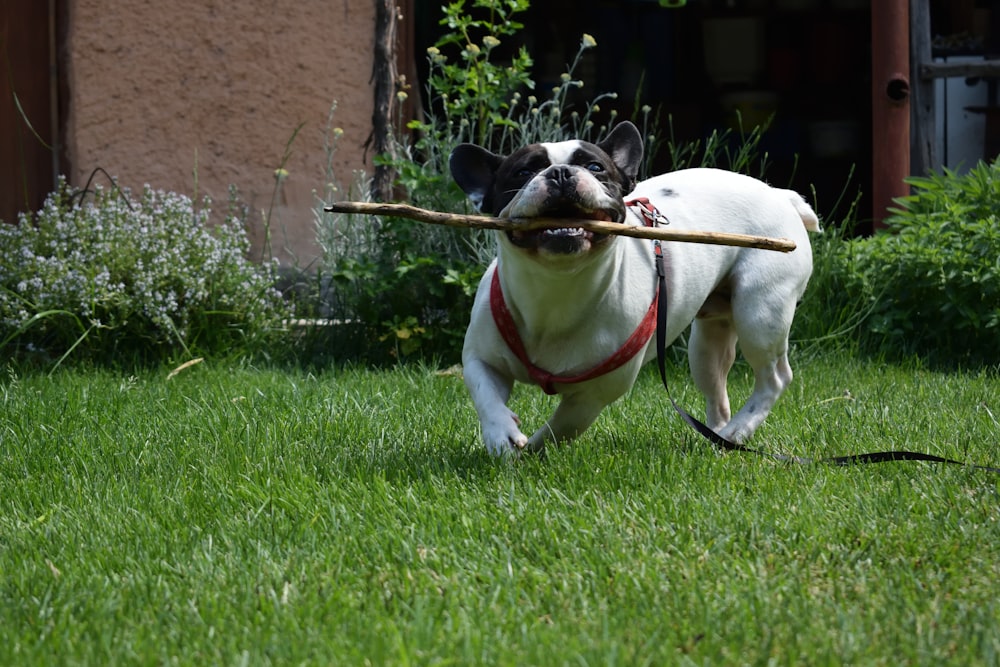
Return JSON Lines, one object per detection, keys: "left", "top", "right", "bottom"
{"left": 1, "top": 351, "right": 999, "bottom": 665}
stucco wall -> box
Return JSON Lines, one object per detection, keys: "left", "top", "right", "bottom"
{"left": 64, "top": 0, "right": 376, "bottom": 267}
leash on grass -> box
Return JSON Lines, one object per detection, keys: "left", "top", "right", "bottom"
{"left": 648, "top": 232, "right": 1000, "bottom": 475}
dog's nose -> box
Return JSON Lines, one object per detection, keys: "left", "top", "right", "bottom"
{"left": 546, "top": 165, "right": 574, "bottom": 186}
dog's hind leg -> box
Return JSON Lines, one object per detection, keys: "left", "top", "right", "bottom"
{"left": 718, "top": 350, "right": 793, "bottom": 444}
{"left": 716, "top": 295, "right": 797, "bottom": 443}
{"left": 689, "top": 303, "right": 738, "bottom": 432}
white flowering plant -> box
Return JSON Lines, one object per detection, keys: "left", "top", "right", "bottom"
{"left": 0, "top": 179, "right": 292, "bottom": 363}
{"left": 394, "top": 13, "right": 629, "bottom": 216}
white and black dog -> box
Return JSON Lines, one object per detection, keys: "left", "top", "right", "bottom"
{"left": 449, "top": 121, "right": 819, "bottom": 456}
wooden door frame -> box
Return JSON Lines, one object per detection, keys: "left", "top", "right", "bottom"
{"left": 1, "top": 0, "right": 67, "bottom": 223}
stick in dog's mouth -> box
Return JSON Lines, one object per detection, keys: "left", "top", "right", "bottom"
{"left": 320, "top": 201, "right": 798, "bottom": 253}
{"left": 509, "top": 226, "right": 603, "bottom": 249}
{"left": 505, "top": 206, "right": 621, "bottom": 248}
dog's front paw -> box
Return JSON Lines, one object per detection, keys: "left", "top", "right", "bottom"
{"left": 481, "top": 410, "right": 529, "bottom": 456}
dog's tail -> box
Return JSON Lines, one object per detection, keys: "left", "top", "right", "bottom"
{"left": 782, "top": 190, "right": 821, "bottom": 233}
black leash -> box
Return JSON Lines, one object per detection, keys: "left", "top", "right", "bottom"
{"left": 651, "top": 239, "right": 1000, "bottom": 474}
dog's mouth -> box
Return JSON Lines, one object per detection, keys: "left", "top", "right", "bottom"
{"left": 507, "top": 205, "right": 620, "bottom": 253}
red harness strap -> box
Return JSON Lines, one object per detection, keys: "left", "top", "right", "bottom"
{"left": 490, "top": 272, "right": 658, "bottom": 394}
{"left": 489, "top": 200, "right": 662, "bottom": 395}
{"left": 625, "top": 196, "right": 669, "bottom": 227}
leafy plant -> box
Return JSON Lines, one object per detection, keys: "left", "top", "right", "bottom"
{"left": 799, "top": 160, "right": 1000, "bottom": 365}
{"left": 662, "top": 115, "right": 774, "bottom": 179}
{"left": 0, "top": 179, "right": 292, "bottom": 365}
{"left": 316, "top": 0, "right": 788, "bottom": 363}
{"left": 392, "top": 5, "right": 621, "bottom": 214}
{"left": 426, "top": 0, "right": 535, "bottom": 149}
{"left": 319, "top": 1, "right": 645, "bottom": 362}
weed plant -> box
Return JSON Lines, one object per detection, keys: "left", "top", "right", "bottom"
{"left": 316, "top": 0, "right": 624, "bottom": 362}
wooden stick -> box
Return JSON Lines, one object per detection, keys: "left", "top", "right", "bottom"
{"left": 323, "top": 201, "right": 797, "bottom": 252}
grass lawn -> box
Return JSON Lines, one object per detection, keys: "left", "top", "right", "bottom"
{"left": 1, "top": 350, "right": 999, "bottom": 665}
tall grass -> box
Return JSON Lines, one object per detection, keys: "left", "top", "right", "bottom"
{"left": 2, "top": 351, "right": 998, "bottom": 665}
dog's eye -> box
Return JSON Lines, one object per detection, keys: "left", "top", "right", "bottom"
{"left": 586, "top": 162, "right": 605, "bottom": 173}
{"left": 516, "top": 168, "right": 536, "bottom": 178}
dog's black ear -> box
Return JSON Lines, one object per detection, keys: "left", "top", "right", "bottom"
{"left": 450, "top": 144, "right": 504, "bottom": 211}
{"left": 597, "top": 121, "right": 644, "bottom": 186}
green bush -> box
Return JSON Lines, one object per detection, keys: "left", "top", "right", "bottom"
{"left": 800, "top": 161, "right": 1000, "bottom": 365}
{"left": 315, "top": 0, "right": 788, "bottom": 364}
{"left": 0, "top": 179, "right": 292, "bottom": 364}
{"left": 318, "top": 1, "right": 663, "bottom": 362}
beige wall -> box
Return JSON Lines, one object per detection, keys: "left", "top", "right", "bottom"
{"left": 64, "top": 0, "right": 376, "bottom": 267}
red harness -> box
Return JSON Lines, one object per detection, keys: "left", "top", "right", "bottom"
{"left": 489, "top": 198, "right": 664, "bottom": 395}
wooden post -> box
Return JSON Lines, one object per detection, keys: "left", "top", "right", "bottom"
{"left": 910, "top": 0, "right": 936, "bottom": 179}
{"left": 367, "top": 0, "right": 400, "bottom": 203}
{"left": 872, "top": 0, "right": 911, "bottom": 229}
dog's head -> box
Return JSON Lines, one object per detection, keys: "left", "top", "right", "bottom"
{"left": 449, "top": 122, "right": 644, "bottom": 257}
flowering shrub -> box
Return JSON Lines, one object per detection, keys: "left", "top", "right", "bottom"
{"left": 0, "top": 179, "right": 292, "bottom": 362}
{"left": 394, "top": 6, "right": 628, "bottom": 216}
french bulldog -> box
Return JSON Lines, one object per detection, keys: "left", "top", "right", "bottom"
{"left": 449, "top": 121, "right": 819, "bottom": 456}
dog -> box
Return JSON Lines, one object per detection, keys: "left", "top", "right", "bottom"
{"left": 449, "top": 121, "right": 819, "bottom": 456}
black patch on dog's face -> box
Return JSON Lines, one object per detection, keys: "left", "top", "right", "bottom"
{"left": 449, "top": 122, "right": 645, "bottom": 256}
{"left": 450, "top": 121, "right": 644, "bottom": 217}
{"left": 660, "top": 187, "right": 678, "bottom": 198}
{"left": 486, "top": 146, "right": 552, "bottom": 215}
{"left": 487, "top": 144, "right": 630, "bottom": 218}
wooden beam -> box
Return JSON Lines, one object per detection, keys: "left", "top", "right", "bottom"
{"left": 910, "top": 0, "right": 936, "bottom": 176}
{"left": 872, "top": 0, "right": 911, "bottom": 229}
{"left": 919, "top": 60, "right": 1000, "bottom": 79}
{"left": 366, "top": 0, "right": 400, "bottom": 203}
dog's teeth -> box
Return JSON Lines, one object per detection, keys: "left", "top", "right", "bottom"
{"left": 542, "top": 227, "right": 584, "bottom": 237}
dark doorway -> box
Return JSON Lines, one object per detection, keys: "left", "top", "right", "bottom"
{"left": 1, "top": 1, "right": 65, "bottom": 224}
{"left": 410, "top": 0, "right": 872, "bottom": 228}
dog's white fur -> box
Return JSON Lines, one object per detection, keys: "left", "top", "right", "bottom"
{"left": 451, "top": 123, "right": 819, "bottom": 456}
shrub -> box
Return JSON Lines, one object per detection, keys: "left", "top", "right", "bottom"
{"left": 315, "top": 0, "right": 785, "bottom": 363}
{"left": 318, "top": 0, "right": 660, "bottom": 362}
{"left": 0, "top": 179, "right": 292, "bottom": 364}
{"left": 799, "top": 161, "right": 1000, "bottom": 365}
